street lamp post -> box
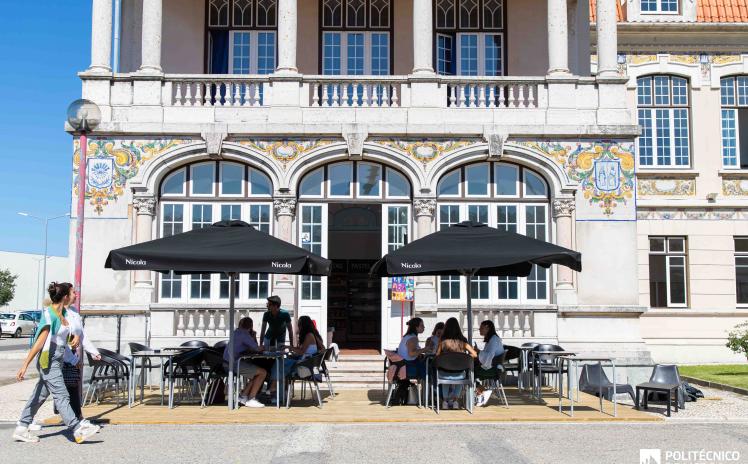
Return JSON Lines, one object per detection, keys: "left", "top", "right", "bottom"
{"left": 66, "top": 99, "right": 101, "bottom": 309}
{"left": 18, "top": 212, "right": 70, "bottom": 307}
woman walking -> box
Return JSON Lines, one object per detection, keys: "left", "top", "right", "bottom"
{"left": 13, "top": 282, "right": 100, "bottom": 444}
{"left": 64, "top": 292, "right": 102, "bottom": 422}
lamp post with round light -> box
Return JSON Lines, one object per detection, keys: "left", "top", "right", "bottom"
{"left": 66, "top": 99, "right": 101, "bottom": 309}
{"left": 18, "top": 212, "right": 71, "bottom": 307}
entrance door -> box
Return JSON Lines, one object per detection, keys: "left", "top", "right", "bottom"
{"left": 327, "top": 203, "right": 382, "bottom": 349}
{"left": 298, "top": 203, "right": 328, "bottom": 342}
{"left": 381, "top": 204, "right": 411, "bottom": 351}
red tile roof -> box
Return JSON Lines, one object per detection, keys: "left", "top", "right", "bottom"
{"left": 590, "top": 0, "right": 748, "bottom": 23}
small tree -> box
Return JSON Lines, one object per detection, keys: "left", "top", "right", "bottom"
{"left": 0, "top": 269, "right": 18, "bottom": 307}
{"left": 726, "top": 322, "right": 748, "bottom": 362}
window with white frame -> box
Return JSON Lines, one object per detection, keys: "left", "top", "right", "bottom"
{"left": 207, "top": 0, "right": 277, "bottom": 74}
{"left": 637, "top": 75, "right": 691, "bottom": 168}
{"left": 640, "top": 0, "right": 678, "bottom": 14}
{"left": 321, "top": 0, "right": 392, "bottom": 75}
{"left": 735, "top": 237, "right": 748, "bottom": 305}
{"left": 435, "top": 0, "right": 505, "bottom": 76}
{"left": 648, "top": 236, "right": 687, "bottom": 308}
{"left": 721, "top": 76, "right": 748, "bottom": 169}
{"left": 297, "top": 161, "right": 411, "bottom": 200}
{"left": 436, "top": 162, "right": 550, "bottom": 304}
{"left": 158, "top": 161, "right": 273, "bottom": 302}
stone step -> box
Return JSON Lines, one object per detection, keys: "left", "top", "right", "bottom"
{"left": 327, "top": 363, "right": 384, "bottom": 371}
{"left": 335, "top": 355, "right": 383, "bottom": 362}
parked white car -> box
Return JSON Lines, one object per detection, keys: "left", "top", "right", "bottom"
{"left": 0, "top": 312, "right": 37, "bottom": 338}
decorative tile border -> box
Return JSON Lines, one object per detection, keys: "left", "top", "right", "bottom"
{"left": 637, "top": 209, "right": 747, "bottom": 221}
{"left": 723, "top": 179, "right": 748, "bottom": 196}
{"left": 370, "top": 139, "right": 477, "bottom": 165}
{"left": 235, "top": 139, "right": 336, "bottom": 169}
{"left": 637, "top": 178, "right": 696, "bottom": 196}
{"left": 72, "top": 138, "right": 192, "bottom": 214}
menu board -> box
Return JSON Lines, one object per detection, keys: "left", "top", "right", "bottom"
{"left": 390, "top": 277, "right": 415, "bottom": 302}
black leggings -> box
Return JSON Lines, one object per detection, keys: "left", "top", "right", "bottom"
{"left": 53, "top": 384, "right": 82, "bottom": 420}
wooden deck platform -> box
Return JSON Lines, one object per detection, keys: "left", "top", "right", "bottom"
{"left": 68, "top": 388, "right": 660, "bottom": 424}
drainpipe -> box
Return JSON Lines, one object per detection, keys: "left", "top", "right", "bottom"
{"left": 112, "top": 0, "right": 121, "bottom": 72}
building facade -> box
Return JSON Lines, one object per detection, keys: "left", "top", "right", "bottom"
{"left": 70, "top": 0, "right": 743, "bottom": 364}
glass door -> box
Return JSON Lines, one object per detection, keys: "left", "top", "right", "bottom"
{"left": 298, "top": 204, "right": 328, "bottom": 340}
{"left": 381, "top": 204, "right": 411, "bottom": 350}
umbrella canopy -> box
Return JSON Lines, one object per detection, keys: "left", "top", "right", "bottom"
{"left": 106, "top": 220, "right": 331, "bottom": 276}
{"left": 105, "top": 220, "right": 331, "bottom": 410}
{"left": 370, "top": 221, "right": 582, "bottom": 342}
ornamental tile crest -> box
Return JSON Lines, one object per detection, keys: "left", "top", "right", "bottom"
{"left": 638, "top": 209, "right": 744, "bottom": 221}
{"left": 72, "top": 138, "right": 191, "bottom": 214}
{"left": 668, "top": 55, "right": 699, "bottom": 65}
{"left": 637, "top": 179, "right": 696, "bottom": 197}
{"left": 370, "top": 139, "right": 477, "bottom": 165}
{"left": 722, "top": 179, "right": 748, "bottom": 196}
{"left": 711, "top": 55, "right": 743, "bottom": 66}
{"left": 628, "top": 55, "right": 658, "bottom": 65}
{"left": 518, "top": 141, "right": 635, "bottom": 219}
{"left": 236, "top": 139, "right": 336, "bottom": 169}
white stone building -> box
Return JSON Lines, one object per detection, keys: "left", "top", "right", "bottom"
{"left": 69, "top": 0, "right": 745, "bottom": 364}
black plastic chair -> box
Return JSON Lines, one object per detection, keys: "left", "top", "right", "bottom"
{"left": 181, "top": 340, "right": 209, "bottom": 348}
{"left": 474, "top": 353, "right": 509, "bottom": 408}
{"left": 286, "top": 352, "right": 326, "bottom": 408}
{"left": 200, "top": 348, "right": 228, "bottom": 407}
{"left": 434, "top": 352, "right": 475, "bottom": 414}
{"left": 213, "top": 340, "right": 228, "bottom": 352}
{"left": 84, "top": 350, "right": 129, "bottom": 406}
{"left": 648, "top": 364, "right": 686, "bottom": 409}
{"left": 163, "top": 348, "right": 206, "bottom": 405}
{"left": 129, "top": 342, "right": 161, "bottom": 389}
{"left": 320, "top": 347, "right": 336, "bottom": 398}
{"left": 383, "top": 350, "right": 422, "bottom": 408}
{"left": 531, "top": 344, "right": 568, "bottom": 399}
{"left": 578, "top": 363, "right": 635, "bottom": 402}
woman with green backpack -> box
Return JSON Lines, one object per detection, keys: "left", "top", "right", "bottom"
{"left": 12, "top": 282, "right": 100, "bottom": 444}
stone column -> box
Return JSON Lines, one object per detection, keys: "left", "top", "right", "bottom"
{"left": 412, "top": 0, "right": 434, "bottom": 74}
{"left": 273, "top": 198, "right": 297, "bottom": 304}
{"left": 547, "top": 0, "right": 570, "bottom": 76}
{"left": 132, "top": 195, "right": 157, "bottom": 302}
{"left": 553, "top": 198, "right": 577, "bottom": 304}
{"left": 139, "top": 0, "right": 163, "bottom": 74}
{"left": 276, "top": 0, "right": 298, "bottom": 74}
{"left": 413, "top": 199, "right": 437, "bottom": 306}
{"left": 595, "top": 0, "right": 618, "bottom": 77}
{"left": 89, "top": 0, "right": 113, "bottom": 73}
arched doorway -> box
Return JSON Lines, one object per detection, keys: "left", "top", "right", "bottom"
{"left": 296, "top": 160, "right": 412, "bottom": 350}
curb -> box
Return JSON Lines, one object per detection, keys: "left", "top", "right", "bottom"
{"left": 682, "top": 376, "right": 748, "bottom": 396}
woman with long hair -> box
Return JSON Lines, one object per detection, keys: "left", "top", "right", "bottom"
{"left": 397, "top": 317, "right": 428, "bottom": 379}
{"left": 268, "top": 316, "right": 325, "bottom": 403}
{"left": 474, "top": 320, "right": 505, "bottom": 407}
{"left": 435, "top": 317, "right": 477, "bottom": 410}
{"left": 13, "top": 282, "right": 100, "bottom": 444}
{"left": 425, "top": 322, "right": 445, "bottom": 353}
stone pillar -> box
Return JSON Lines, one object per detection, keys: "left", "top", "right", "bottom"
{"left": 89, "top": 0, "right": 113, "bottom": 73}
{"left": 553, "top": 198, "right": 577, "bottom": 304}
{"left": 547, "top": 0, "right": 570, "bottom": 76}
{"left": 273, "top": 198, "right": 297, "bottom": 306}
{"left": 412, "top": 0, "right": 434, "bottom": 74}
{"left": 276, "top": 0, "right": 298, "bottom": 74}
{"left": 139, "top": 0, "right": 163, "bottom": 74}
{"left": 413, "top": 199, "right": 437, "bottom": 307}
{"left": 595, "top": 0, "right": 618, "bottom": 77}
{"left": 132, "top": 196, "right": 157, "bottom": 302}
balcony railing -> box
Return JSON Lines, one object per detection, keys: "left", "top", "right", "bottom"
{"left": 169, "top": 75, "right": 271, "bottom": 107}
{"left": 441, "top": 76, "right": 543, "bottom": 109}
{"left": 460, "top": 308, "right": 535, "bottom": 338}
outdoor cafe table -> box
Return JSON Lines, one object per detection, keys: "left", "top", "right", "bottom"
{"left": 558, "top": 355, "right": 617, "bottom": 417}
{"left": 517, "top": 346, "right": 536, "bottom": 392}
{"left": 129, "top": 349, "right": 186, "bottom": 409}
{"left": 236, "top": 351, "right": 287, "bottom": 409}
{"left": 529, "top": 350, "right": 576, "bottom": 401}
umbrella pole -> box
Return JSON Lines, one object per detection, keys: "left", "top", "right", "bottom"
{"left": 465, "top": 271, "right": 474, "bottom": 345}
{"left": 227, "top": 272, "right": 237, "bottom": 410}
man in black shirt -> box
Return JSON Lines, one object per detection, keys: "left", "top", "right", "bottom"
{"left": 260, "top": 295, "right": 294, "bottom": 348}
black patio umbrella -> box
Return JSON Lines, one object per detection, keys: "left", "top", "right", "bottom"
{"left": 369, "top": 221, "right": 582, "bottom": 343}
{"left": 105, "top": 220, "right": 331, "bottom": 409}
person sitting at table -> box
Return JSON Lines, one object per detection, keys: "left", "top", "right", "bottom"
{"left": 425, "top": 322, "right": 444, "bottom": 353}
{"left": 474, "top": 320, "right": 505, "bottom": 407}
{"left": 397, "top": 317, "right": 429, "bottom": 379}
{"left": 268, "top": 316, "right": 325, "bottom": 403}
{"left": 436, "top": 317, "right": 477, "bottom": 410}
{"left": 224, "top": 317, "right": 267, "bottom": 408}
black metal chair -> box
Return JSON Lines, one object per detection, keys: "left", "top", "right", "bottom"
{"left": 163, "top": 348, "right": 206, "bottom": 405}
{"left": 128, "top": 342, "right": 161, "bottom": 390}
{"left": 474, "top": 353, "right": 509, "bottom": 408}
{"left": 501, "top": 345, "right": 520, "bottom": 383}
{"left": 200, "top": 348, "right": 228, "bottom": 407}
{"left": 530, "top": 344, "right": 568, "bottom": 399}
{"left": 434, "top": 352, "right": 475, "bottom": 414}
{"left": 285, "top": 352, "right": 326, "bottom": 408}
{"left": 320, "top": 347, "right": 336, "bottom": 398}
{"left": 181, "top": 340, "right": 209, "bottom": 348}
{"left": 383, "top": 350, "right": 422, "bottom": 408}
{"left": 84, "top": 349, "right": 129, "bottom": 406}
{"left": 647, "top": 364, "right": 686, "bottom": 409}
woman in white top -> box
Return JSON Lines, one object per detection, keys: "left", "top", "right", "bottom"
{"left": 474, "top": 320, "right": 505, "bottom": 406}
{"left": 269, "top": 315, "right": 325, "bottom": 398}
{"left": 397, "top": 317, "right": 428, "bottom": 378}
{"left": 63, "top": 297, "right": 101, "bottom": 423}
{"left": 425, "top": 322, "right": 445, "bottom": 353}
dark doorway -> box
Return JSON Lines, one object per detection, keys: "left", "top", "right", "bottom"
{"left": 327, "top": 203, "right": 382, "bottom": 349}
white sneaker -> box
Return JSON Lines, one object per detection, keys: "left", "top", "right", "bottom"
{"left": 74, "top": 423, "right": 100, "bottom": 444}
{"left": 238, "top": 395, "right": 249, "bottom": 406}
{"left": 480, "top": 390, "right": 492, "bottom": 407}
{"left": 451, "top": 401, "right": 460, "bottom": 410}
{"left": 442, "top": 400, "right": 450, "bottom": 410}
{"left": 27, "top": 423, "right": 42, "bottom": 432}
{"left": 12, "top": 426, "right": 39, "bottom": 443}
{"left": 79, "top": 419, "right": 99, "bottom": 432}
{"left": 245, "top": 398, "right": 265, "bottom": 408}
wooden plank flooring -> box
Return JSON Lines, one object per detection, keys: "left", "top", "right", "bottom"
{"left": 68, "top": 388, "right": 660, "bottom": 424}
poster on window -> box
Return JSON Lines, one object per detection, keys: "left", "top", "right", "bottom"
{"left": 390, "top": 277, "right": 415, "bottom": 302}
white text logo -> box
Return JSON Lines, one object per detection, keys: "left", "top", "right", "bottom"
{"left": 401, "top": 262, "right": 422, "bottom": 269}
{"left": 125, "top": 259, "right": 147, "bottom": 266}
{"left": 272, "top": 262, "right": 292, "bottom": 269}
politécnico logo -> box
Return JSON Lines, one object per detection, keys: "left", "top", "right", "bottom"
{"left": 640, "top": 449, "right": 661, "bottom": 464}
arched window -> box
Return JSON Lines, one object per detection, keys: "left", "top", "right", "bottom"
{"left": 158, "top": 161, "right": 273, "bottom": 303}
{"left": 720, "top": 76, "right": 748, "bottom": 169}
{"left": 297, "top": 161, "right": 411, "bottom": 199}
{"left": 436, "top": 162, "right": 550, "bottom": 304}
{"left": 636, "top": 75, "right": 691, "bottom": 168}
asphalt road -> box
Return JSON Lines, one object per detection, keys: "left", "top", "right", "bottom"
{"left": 0, "top": 337, "right": 30, "bottom": 352}
{"left": 2, "top": 422, "right": 747, "bottom": 464}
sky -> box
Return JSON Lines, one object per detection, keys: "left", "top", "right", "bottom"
{"left": 0, "top": 2, "right": 92, "bottom": 258}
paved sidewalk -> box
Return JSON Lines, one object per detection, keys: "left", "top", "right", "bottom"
{"left": 0, "top": 377, "right": 53, "bottom": 423}
{"left": 2, "top": 422, "right": 747, "bottom": 464}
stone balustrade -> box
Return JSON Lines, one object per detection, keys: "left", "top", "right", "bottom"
{"left": 169, "top": 76, "right": 270, "bottom": 107}
{"left": 441, "top": 77, "right": 543, "bottom": 109}
{"left": 307, "top": 76, "right": 405, "bottom": 108}
{"left": 460, "top": 308, "right": 535, "bottom": 338}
